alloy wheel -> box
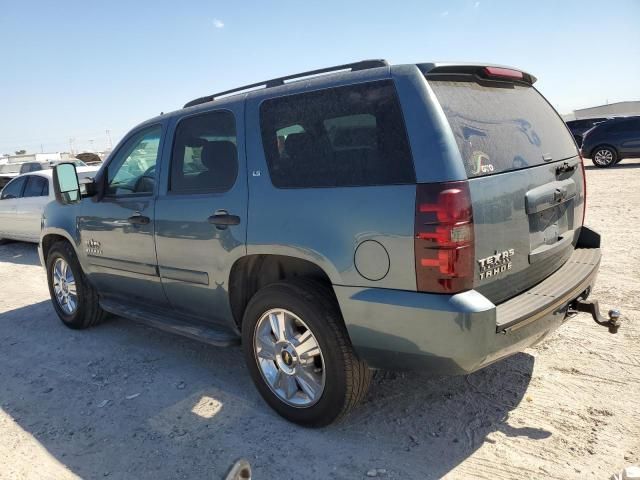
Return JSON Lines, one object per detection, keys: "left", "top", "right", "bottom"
{"left": 593, "top": 149, "right": 614, "bottom": 166}
{"left": 52, "top": 258, "right": 78, "bottom": 315}
{"left": 253, "top": 308, "right": 326, "bottom": 407}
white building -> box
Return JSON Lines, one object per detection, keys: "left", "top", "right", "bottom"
{"left": 564, "top": 101, "right": 640, "bottom": 121}
{"left": 4, "top": 152, "right": 62, "bottom": 164}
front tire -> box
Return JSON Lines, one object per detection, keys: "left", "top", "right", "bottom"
{"left": 46, "top": 241, "right": 107, "bottom": 329}
{"left": 241, "top": 280, "right": 371, "bottom": 427}
{"left": 591, "top": 146, "right": 617, "bottom": 168}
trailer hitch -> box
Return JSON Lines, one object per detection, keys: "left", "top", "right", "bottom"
{"left": 569, "top": 298, "right": 622, "bottom": 333}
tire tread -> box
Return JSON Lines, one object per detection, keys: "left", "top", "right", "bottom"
{"left": 281, "top": 279, "right": 372, "bottom": 424}
{"left": 242, "top": 278, "right": 372, "bottom": 426}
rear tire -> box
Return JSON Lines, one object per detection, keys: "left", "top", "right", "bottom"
{"left": 46, "top": 241, "right": 107, "bottom": 329}
{"left": 591, "top": 146, "right": 617, "bottom": 168}
{"left": 241, "top": 279, "right": 371, "bottom": 427}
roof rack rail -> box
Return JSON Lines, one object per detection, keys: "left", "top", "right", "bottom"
{"left": 183, "top": 59, "right": 389, "bottom": 108}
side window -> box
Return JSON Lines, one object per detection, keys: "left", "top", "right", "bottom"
{"left": 106, "top": 125, "right": 163, "bottom": 196}
{"left": 619, "top": 119, "right": 640, "bottom": 132}
{"left": 259, "top": 80, "right": 415, "bottom": 188}
{"left": 23, "top": 176, "right": 49, "bottom": 197}
{"left": 170, "top": 111, "right": 237, "bottom": 193}
{"left": 0, "top": 177, "right": 27, "bottom": 200}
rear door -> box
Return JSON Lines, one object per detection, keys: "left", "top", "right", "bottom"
{"left": 154, "top": 106, "right": 247, "bottom": 327}
{"left": 618, "top": 118, "right": 640, "bottom": 157}
{"left": 427, "top": 72, "right": 583, "bottom": 304}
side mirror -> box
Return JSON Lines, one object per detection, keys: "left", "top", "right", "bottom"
{"left": 53, "top": 163, "right": 81, "bottom": 204}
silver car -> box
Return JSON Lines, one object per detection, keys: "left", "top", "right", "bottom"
{"left": 0, "top": 167, "right": 99, "bottom": 243}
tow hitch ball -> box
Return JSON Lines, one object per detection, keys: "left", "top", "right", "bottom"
{"left": 569, "top": 298, "right": 622, "bottom": 334}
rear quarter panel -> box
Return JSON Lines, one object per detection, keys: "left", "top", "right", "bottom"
{"left": 244, "top": 71, "right": 421, "bottom": 290}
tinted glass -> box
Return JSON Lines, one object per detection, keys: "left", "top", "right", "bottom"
{"left": 23, "top": 175, "right": 49, "bottom": 197}
{"left": 0, "top": 177, "right": 26, "bottom": 199}
{"left": 260, "top": 80, "right": 415, "bottom": 188}
{"left": 617, "top": 119, "right": 640, "bottom": 132}
{"left": 567, "top": 120, "right": 588, "bottom": 129}
{"left": 21, "top": 163, "right": 44, "bottom": 173}
{"left": 429, "top": 80, "right": 577, "bottom": 177}
{"left": 170, "top": 111, "right": 237, "bottom": 193}
{"left": 107, "top": 125, "right": 162, "bottom": 196}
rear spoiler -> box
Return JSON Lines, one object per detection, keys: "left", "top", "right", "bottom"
{"left": 418, "top": 62, "right": 536, "bottom": 86}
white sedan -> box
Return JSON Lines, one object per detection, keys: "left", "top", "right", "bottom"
{"left": 0, "top": 167, "right": 99, "bottom": 243}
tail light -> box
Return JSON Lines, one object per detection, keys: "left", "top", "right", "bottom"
{"left": 580, "top": 153, "right": 587, "bottom": 225}
{"left": 415, "top": 181, "right": 474, "bottom": 294}
{"left": 483, "top": 66, "right": 524, "bottom": 80}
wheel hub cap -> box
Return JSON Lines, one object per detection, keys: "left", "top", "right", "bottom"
{"left": 52, "top": 258, "right": 78, "bottom": 315}
{"left": 254, "top": 309, "right": 326, "bottom": 407}
{"left": 277, "top": 343, "right": 298, "bottom": 373}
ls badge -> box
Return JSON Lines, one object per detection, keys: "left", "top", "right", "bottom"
{"left": 478, "top": 249, "right": 515, "bottom": 280}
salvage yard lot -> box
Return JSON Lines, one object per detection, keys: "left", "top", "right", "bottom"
{"left": 1, "top": 162, "right": 639, "bottom": 479}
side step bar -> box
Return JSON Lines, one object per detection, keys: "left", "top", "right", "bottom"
{"left": 100, "top": 299, "right": 240, "bottom": 347}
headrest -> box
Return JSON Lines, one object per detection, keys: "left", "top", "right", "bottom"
{"left": 332, "top": 127, "right": 376, "bottom": 148}
{"left": 201, "top": 141, "right": 237, "bottom": 171}
{"left": 197, "top": 141, "right": 238, "bottom": 190}
{"left": 284, "top": 133, "right": 313, "bottom": 159}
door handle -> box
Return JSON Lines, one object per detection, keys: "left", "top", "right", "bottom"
{"left": 127, "top": 214, "right": 150, "bottom": 225}
{"left": 208, "top": 213, "right": 241, "bottom": 228}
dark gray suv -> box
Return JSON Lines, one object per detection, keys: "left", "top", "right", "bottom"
{"left": 40, "top": 60, "right": 611, "bottom": 426}
{"left": 581, "top": 116, "right": 640, "bottom": 167}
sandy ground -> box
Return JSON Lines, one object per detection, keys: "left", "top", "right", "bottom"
{"left": 0, "top": 161, "right": 639, "bottom": 480}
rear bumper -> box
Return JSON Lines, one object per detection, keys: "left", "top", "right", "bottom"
{"left": 335, "top": 227, "right": 601, "bottom": 375}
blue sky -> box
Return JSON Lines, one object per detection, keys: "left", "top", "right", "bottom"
{"left": 1, "top": 0, "right": 639, "bottom": 154}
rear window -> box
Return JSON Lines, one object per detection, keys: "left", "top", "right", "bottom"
{"left": 170, "top": 110, "right": 238, "bottom": 193}
{"left": 617, "top": 118, "right": 640, "bottom": 132}
{"left": 259, "top": 80, "right": 415, "bottom": 188}
{"left": 23, "top": 175, "right": 49, "bottom": 197}
{"left": 429, "top": 81, "right": 577, "bottom": 178}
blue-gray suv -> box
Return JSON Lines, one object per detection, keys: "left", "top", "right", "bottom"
{"left": 40, "top": 60, "right": 612, "bottom": 426}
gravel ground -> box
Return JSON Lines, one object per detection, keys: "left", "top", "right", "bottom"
{"left": 0, "top": 161, "right": 639, "bottom": 480}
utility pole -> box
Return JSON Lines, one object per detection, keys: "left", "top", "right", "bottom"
{"left": 40, "top": 144, "right": 44, "bottom": 153}
{"left": 106, "top": 129, "right": 113, "bottom": 149}
{"left": 69, "top": 138, "right": 75, "bottom": 155}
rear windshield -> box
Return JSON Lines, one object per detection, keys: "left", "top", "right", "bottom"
{"left": 428, "top": 80, "right": 577, "bottom": 177}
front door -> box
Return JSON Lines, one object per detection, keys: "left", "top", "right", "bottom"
{"left": 154, "top": 106, "right": 247, "bottom": 327}
{"left": 17, "top": 175, "right": 50, "bottom": 242}
{"left": 78, "top": 124, "right": 168, "bottom": 307}
{"left": 0, "top": 176, "right": 26, "bottom": 240}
